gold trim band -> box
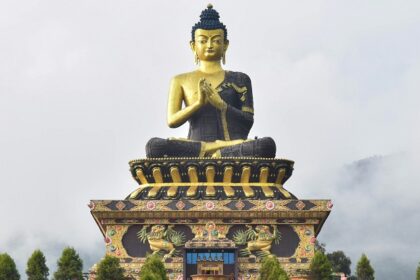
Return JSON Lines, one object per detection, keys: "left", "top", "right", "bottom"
{"left": 132, "top": 182, "right": 286, "bottom": 187}
{"left": 220, "top": 103, "right": 230, "bottom": 141}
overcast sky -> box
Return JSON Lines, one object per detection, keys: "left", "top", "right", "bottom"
{"left": 1, "top": 0, "right": 419, "bottom": 279}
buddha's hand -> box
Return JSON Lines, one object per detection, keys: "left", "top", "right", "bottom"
{"left": 196, "top": 78, "right": 207, "bottom": 107}
{"left": 202, "top": 79, "right": 226, "bottom": 110}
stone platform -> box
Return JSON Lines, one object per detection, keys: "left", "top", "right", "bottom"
{"left": 127, "top": 157, "right": 296, "bottom": 200}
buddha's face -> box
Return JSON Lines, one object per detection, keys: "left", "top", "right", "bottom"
{"left": 191, "top": 29, "right": 228, "bottom": 62}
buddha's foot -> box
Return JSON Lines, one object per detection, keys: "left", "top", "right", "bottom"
{"left": 146, "top": 137, "right": 202, "bottom": 158}
{"left": 219, "top": 137, "right": 276, "bottom": 158}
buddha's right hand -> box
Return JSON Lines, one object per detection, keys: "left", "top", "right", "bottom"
{"left": 196, "top": 78, "right": 207, "bottom": 106}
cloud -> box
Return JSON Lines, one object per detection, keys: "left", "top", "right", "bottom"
{"left": 320, "top": 152, "right": 420, "bottom": 279}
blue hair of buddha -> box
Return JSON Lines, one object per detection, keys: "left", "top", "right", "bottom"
{"left": 191, "top": 4, "right": 228, "bottom": 41}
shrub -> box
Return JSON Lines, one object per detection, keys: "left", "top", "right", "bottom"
{"left": 259, "top": 256, "right": 289, "bottom": 280}
{"left": 96, "top": 255, "right": 125, "bottom": 280}
{"left": 139, "top": 255, "right": 168, "bottom": 280}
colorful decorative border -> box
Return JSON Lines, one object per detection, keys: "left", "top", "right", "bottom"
{"left": 90, "top": 199, "right": 331, "bottom": 236}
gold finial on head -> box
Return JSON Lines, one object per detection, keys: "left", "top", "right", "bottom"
{"left": 207, "top": 3, "right": 213, "bottom": 9}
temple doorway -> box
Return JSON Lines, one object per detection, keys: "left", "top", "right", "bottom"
{"left": 184, "top": 249, "right": 237, "bottom": 280}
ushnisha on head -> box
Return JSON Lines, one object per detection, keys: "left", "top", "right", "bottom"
{"left": 190, "top": 4, "right": 229, "bottom": 64}
{"left": 191, "top": 4, "right": 227, "bottom": 41}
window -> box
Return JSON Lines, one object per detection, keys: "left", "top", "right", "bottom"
{"left": 186, "top": 251, "right": 234, "bottom": 264}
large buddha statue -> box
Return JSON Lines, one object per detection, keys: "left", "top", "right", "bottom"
{"left": 146, "top": 4, "right": 276, "bottom": 158}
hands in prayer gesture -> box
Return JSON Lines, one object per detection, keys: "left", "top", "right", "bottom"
{"left": 198, "top": 78, "right": 226, "bottom": 110}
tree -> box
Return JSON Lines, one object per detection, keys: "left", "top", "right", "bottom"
{"left": 26, "top": 250, "right": 49, "bottom": 280}
{"left": 417, "top": 262, "right": 420, "bottom": 280}
{"left": 310, "top": 251, "right": 333, "bottom": 280}
{"left": 53, "top": 247, "right": 83, "bottom": 280}
{"left": 259, "top": 256, "right": 289, "bottom": 280}
{"left": 315, "top": 240, "right": 327, "bottom": 254}
{"left": 327, "top": 251, "right": 351, "bottom": 276}
{"left": 0, "top": 253, "right": 20, "bottom": 280}
{"left": 96, "top": 255, "right": 125, "bottom": 280}
{"left": 356, "top": 254, "right": 374, "bottom": 280}
{"left": 139, "top": 255, "right": 168, "bottom": 280}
